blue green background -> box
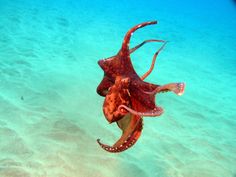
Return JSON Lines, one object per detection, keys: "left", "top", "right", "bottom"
{"left": 0, "top": 0, "right": 235, "bottom": 176}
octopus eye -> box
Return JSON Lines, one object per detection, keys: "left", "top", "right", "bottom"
{"left": 121, "top": 77, "right": 130, "bottom": 83}
{"left": 118, "top": 106, "right": 129, "bottom": 114}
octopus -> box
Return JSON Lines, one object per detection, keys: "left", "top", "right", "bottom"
{"left": 96, "top": 21, "right": 185, "bottom": 153}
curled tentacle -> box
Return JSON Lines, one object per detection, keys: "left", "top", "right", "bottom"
{"left": 121, "top": 21, "right": 158, "bottom": 55}
{"left": 143, "top": 83, "right": 185, "bottom": 96}
{"left": 118, "top": 105, "right": 163, "bottom": 117}
{"left": 97, "top": 116, "right": 143, "bottom": 153}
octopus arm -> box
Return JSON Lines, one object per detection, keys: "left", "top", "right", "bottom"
{"left": 97, "top": 114, "right": 143, "bottom": 153}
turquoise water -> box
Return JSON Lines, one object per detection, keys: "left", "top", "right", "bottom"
{"left": 0, "top": 0, "right": 236, "bottom": 176}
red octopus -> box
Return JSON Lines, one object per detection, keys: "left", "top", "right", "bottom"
{"left": 96, "top": 21, "right": 185, "bottom": 153}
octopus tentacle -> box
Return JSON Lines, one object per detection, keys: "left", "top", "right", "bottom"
{"left": 129, "top": 39, "right": 165, "bottom": 54}
{"left": 118, "top": 105, "right": 163, "bottom": 117}
{"left": 144, "top": 83, "right": 185, "bottom": 96}
{"left": 141, "top": 41, "right": 168, "bottom": 80}
{"left": 97, "top": 117, "right": 143, "bottom": 153}
{"left": 121, "top": 21, "right": 158, "bottom": 55}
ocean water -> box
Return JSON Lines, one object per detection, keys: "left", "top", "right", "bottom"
{"left": 0, "top": 0, "right": 235, "bottom": 176}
